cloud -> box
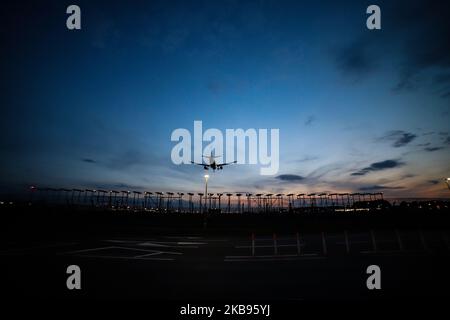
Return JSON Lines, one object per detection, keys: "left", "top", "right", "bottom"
{"left": 378, "top": 130, "right": 417, "bottom": 147}
{"left": 104, "top": 183, "right": 144, "bottom": 191}
{"left": 276, "top": 174, "right": 305, "bottom": 182}
{"left": 304, "top": 115, "right": 316, "bottom": 126}
{"left": 351, "top": 159, "right": 404, "bottom": 176}
{"left": 306, "top": 162, "right": 347, "bottom": 180}
{"left": 424, "top": 147, "right": 443, "bottom": 152}
{"left": 333, "top": 0, "right": 450, "bottom": 95}
{"left": 82, "top": 158, "right": 96, "bottom": 164}
{"left": 393, "top": 133, "right": 417, "bottom": 147}
{"left": 390, "top": 0, "right": 450, "bottom": 91}
{"left": 296, "top": 155, "right": 319, "bottom": 163}
{"left": 359, "top": 185, "right": 404, "bottom": 191}
{"left": 393, "top": 1, "right": 450, "bottom": 91}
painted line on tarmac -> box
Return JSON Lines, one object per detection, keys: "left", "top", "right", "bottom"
{"left": 63, "top": 246, "right": 117, "bottom": 254}
{"left": 69, "top": 254, "right": 176, "bottom": 261}
{"left": 105, "top": 239, "right": 206, "bottom": 247}
{"left": 65, "top": 246, "right": 183, "bottom": 255}
{"left": 235, "top": 244, "right": 304, "bottom": 249}
{"left": 133, "top": 252, "right": 165, "bottom": 258}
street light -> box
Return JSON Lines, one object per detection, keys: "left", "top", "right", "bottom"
{"left": 204, "top": 174, "right": 209, "bottom": 212}
{"left": 445, "top": 178, "right": 450, "bottom": 190}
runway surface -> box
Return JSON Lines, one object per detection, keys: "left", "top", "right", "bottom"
{"left": 2, "top": 228, "right": 449, "bottom": 300}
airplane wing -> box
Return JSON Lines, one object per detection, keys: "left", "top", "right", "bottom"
{"left": 216, "top": 160, "right": 237, "bottom": 166}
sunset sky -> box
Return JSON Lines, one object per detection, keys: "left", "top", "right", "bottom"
{"left": 1, "top": 0, "right": 449, "bottom": 199}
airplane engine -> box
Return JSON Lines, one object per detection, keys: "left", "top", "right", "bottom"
{"left": 204, "top": 166, "right": 208, "bottom": 170}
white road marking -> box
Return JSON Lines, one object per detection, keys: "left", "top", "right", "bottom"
{"left": 137, "top": 242, "right": 170, "bottom": 247}
{"left": 133, "top": 252, "right": 163, "bottom": 258}
{"left": 65, "top": 246, "right": 117, "bottom": 254}
{"left": 71, "top": 254, "right": 175, "bottom": 261}
{"left": 65, "top": 246, "right": 183, "bottom": 255}
{"left": 235, "top": 244, "right": 304, "bottom": 249}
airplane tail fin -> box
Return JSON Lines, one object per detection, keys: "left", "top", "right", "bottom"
{"left": 202, "top": 153, "right": 221, "bottom": 158}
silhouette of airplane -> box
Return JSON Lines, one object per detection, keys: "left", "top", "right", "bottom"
{"left": 191, "top": 152, "right": 236, "bottom": 171}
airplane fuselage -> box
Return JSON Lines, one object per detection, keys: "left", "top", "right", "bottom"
{"left": 192, "top": 153, "right": 234, "bottom": 171}
{"left": 205, "top": 158, "right": 218, "bottom": 171}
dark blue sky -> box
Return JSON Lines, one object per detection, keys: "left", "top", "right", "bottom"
{"left": 1, "top": 0, "right": 449, "bottom": 198}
